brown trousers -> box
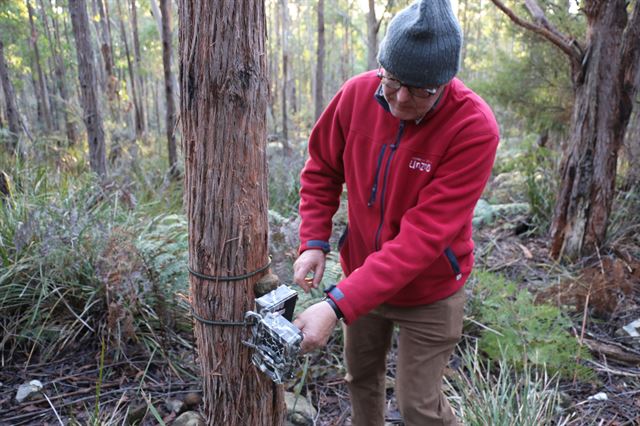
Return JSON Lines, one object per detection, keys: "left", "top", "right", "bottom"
{"left": 343, "top": 288, "right": 465, "bottom": 426}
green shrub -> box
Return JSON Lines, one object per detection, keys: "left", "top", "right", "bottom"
{"left": 469, "top": 271, "right": 594, "bottom": 381}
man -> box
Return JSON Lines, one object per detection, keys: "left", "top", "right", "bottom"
{"left": 292, "top": 0, "right": 499, "bottom": 424}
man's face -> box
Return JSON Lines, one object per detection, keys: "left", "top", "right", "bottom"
{"left": 380, "top": 70, "right": 445, "bottom": 121}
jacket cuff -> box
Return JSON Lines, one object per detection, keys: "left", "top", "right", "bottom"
{"left": 326, "top": 285, "right": 355, "bottom": 324}
{"left": 299, "top": 240, "right": 331, "bottom": 255}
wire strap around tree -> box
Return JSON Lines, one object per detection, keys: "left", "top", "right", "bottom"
{"left": 187, "top": 257, "right": 271, "bottom": 282}
{"left": 190, "top": 305, "right": 254, "bottom": 327}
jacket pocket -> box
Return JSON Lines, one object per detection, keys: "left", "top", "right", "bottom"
{"left": 444, "top": 247, "right": 462, "bottom": 280}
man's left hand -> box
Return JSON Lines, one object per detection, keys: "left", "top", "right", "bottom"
{"left": 293, "top": 301, "right": 338, "bottom": 353}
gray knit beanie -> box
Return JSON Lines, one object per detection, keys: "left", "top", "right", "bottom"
{"left": 377, "top": 0, "right": 462, "bottom": 87}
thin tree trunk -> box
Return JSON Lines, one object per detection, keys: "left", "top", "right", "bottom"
{"left": 179, "top": 0, "right": 285, "bottom": 424}
{"left": 314, "top": 0, "right": 325, "bottom": 122}
{"left": 116, "top": 0, "right": 144, "bottom": 140}
{"left": 160, "top": 0, "right": 177, "bottom": 175}
{"left": 46, "top": 0, "right": 78, "bottom": 145}
{"left": 0, "top": 41, "right": 21, "bottom": 153}
{"left": 130, "top": 0, "right": 146, "bottom": 137}
{"left": 27, "top": 0, "right": 52, "bottom": 131}
{"left": 280, "top": 0, "right": 290, "bottom": 153}
{"left": 367, "top": 0, "right": 378, "bottom": 70}
{"left": 95, "top": 0, "right": 119, "bottom": 109}
{"left": 69, "top": 0, "right": 107, "bottom": 177}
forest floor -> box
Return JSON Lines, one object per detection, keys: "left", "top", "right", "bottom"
{"left": 1, "top": 214, "right": 639, "bottom": 425}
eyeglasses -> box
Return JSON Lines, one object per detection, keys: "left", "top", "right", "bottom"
{"left": 377, "top": 69, "right": 438, "bottom": 99}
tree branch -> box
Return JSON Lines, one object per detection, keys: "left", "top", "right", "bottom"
{"left": 490, "top": 0, "right": 582, "bottom": 63}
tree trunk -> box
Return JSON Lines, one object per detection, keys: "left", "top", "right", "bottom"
{"left": 0, "top": 41, "right": 21, "bottom": 154}
{"left": 179, "top": 1, "right": 285, "bottom": 424}
{"left": 367, "top": 0, "right": 378, "bottom": 70}
{"left": 549, "top": 1, "right": 639, "bottom": 258}
{"left": 95, "top": 0, "right": 119, "bottom": 107}
{"left": 45, "top": 0, "right": 79, "bottom": 145}
{"left": 27, "top": 0, "right": 53, "bottom": 132}
{"left": 116, "top": 0, "right": 144, "bottom": 140}
{"left": 280, "top": 0, "right": 290, "bottom": 152}
{"left": 69, "top": 0, "right": 107, "bottom": 177}
{"left": 160, "top": 0, "right": 177, "bottom": 175}
{"left": 491, "top": 0, "right": 640, "bottom": 259}
{"left": 130, "top": 0, "right": 146, "bottom": 137}
{"left": 314, "top": 0, "right": 325, "bottom": 122}
{"left": 622, "top": 68, "right": 640, "bottom": 189}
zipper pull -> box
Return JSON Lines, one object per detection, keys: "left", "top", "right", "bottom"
{"left": 367, "top": 183, "right": 378, "bottom": 207}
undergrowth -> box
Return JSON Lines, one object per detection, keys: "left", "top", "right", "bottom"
{"left": 468, "top": 271, "right": 594, "bottom": 381}
{"left": 0, "top": 151, "right": 190, "bottom": 365}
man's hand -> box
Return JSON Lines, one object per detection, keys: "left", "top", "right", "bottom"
{"left": 293, "top": 301, "right": 338, "bottom": 353}
{"left": 293, "top": 249, "right": 326, "bottom": 293}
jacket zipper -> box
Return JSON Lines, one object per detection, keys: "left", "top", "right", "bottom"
{"left": 374, "top": 121, "right": 405, "bottom": 251}
{"left": 368, "top": 145, "right": 387, "bottom": 207}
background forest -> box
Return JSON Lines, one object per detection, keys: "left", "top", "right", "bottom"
{"left": 1, "top": 0, "right": 639, "bottom": 425}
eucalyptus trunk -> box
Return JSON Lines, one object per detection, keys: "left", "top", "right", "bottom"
{"left": 179, "top": 0, "right": 285, "bottom": 423}
{"left": 69, "top": 0, "right": 107, "bottom": 177}
{"left": 549, "top": 1, "right": 639, "bottom": 258}
{"left": 0, "top": 41, "right": 20, "bottom": 154}
{"left": 27, "top": 0, "right": 52, "bottom": 131}
{"left": 160, "top": 0, "right": 177, "bottom": 175}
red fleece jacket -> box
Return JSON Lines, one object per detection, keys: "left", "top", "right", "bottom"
{"left": 298, "top": 70, "right": 499, "bottom": 324}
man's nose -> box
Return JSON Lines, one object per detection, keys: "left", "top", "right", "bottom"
{"left": 396, "top": 86, "right": 412, "bottom": 102}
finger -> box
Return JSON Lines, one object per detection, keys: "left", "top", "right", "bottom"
{"left": 293, "top": 266, "right": 311, "bottom": 291}
{"left": 312, "top": 261, "right": 325, "bottom": 288}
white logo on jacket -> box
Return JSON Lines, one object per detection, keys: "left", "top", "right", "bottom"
{"left": 409, "top": 157, "right": 432, "bottom": 173}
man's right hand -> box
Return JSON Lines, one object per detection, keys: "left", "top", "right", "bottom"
{"left": 293, "top": 249, "right": 326, "bottom": 293}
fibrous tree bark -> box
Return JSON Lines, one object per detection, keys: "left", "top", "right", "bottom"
{"left": 159, "top": 0, "right": 177, "bottom": 175}
{"left": 491, "top": 0, "right": 640, "bottom": 259}
{"left": 179, "top": 0, "right": 285, "bottom": 424}
{"left": 314, "top": 0, "right": 325, "bottom": 122}
{"left": 0, "top": 41, "right": 21, "bottom": 154}
{"left": 69, "top": 0, "right": 107, "bottom": 177}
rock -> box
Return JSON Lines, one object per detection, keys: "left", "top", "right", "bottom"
{"left": 285, "top": 392, "right": 317, "bottom": 426}
{"left": 182, "top": 392, "right": 202, "bottom": 410}
{"left": 489, "top": 171, "right": 527, "bottom": 203}
{"left": 473, "top": 199, "right": 494, "bottom": 227}
{"left": 492, "top": 202, "right": 530, "bottom": 216}
{"left": 255, "top": 273, "right": 280, "bottom": 297}
{"left": 173, "top": 411, "right": 205, "bottom": 426}
{"left": 622, "top": 319, "right": 640, "bottom": 337}
{"left": 165, "top": 398, "right": 184, "bottom": 414}
{"left": 587, "top": 392, "right": 608, "bottom": 401}
{"left": 16, "top": 380, "right": 43, "bottom": 403}
{"left": 126, "top": 403, "right": 147, "bottom": 425}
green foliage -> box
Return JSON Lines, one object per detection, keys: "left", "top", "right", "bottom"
{"left": 268, "top": 148, "right": 304, "bottom": 216}
{"left": 493, "top": 136, "right": 557, "bottom": 229}
{"left": 0, "top": 154, "right": 190, "bottom": 364}
{"left": 469, "top": 271, "right": 594, "bottom": 381}
{"left": 446, "top": 344, "right": 563, "bottom": 426}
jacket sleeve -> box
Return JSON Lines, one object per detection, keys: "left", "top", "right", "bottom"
{"left": 332, "top": 129, "right": 499, "bottom": 323}
{"left": 298, "top": 88, "right": 348, "bottom": 254}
